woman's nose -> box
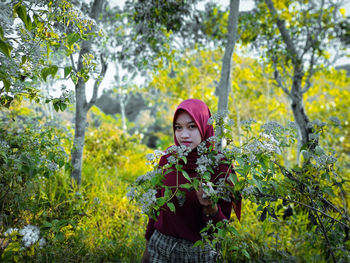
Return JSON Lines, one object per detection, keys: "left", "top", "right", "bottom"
{"left": 181, "top": 129, "right": 190, "bottom": 138}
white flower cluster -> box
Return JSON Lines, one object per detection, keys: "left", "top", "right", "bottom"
{"left": 241, "top": 118, "right": 257, "bottom": 127}
{"left": 213, "top": 153, "right": 225, "bottom": 167}
{"left": 195, "top": 155, "right": 213, "bottom": 175}
{"left": 4, "top": 225, "right": 46, "bottom": 249}
{"left": 207, "top": 111, "right": 229, "bottom": 125}
{"left": 135, "top": 169, "right": 161, "bottom": 184}
{"left": 19, "top": 225, "right": 41, "bottom": 248}
{"left": 225, "top": 146, "right": 242, "bottom": 155}
{"left": 0, "top": 140, "right": 10, "bottom": 149}
{"left": 167, "top": 155, "right": 177, "bottom": 164}
{"left": 126, "top": 187, "right": 136, "bottom": 200}
{"left": 4, "top": 228, "right": 19, "bottom": 236}
{"left": 242, "top": 186, "right": 256, "bottom": 196}
{"left": 146, "top": 150, "right": 164, "bottom": 163}
{"left": 197, "top": 141, "right": 208, "bottom": 155}
{"left": 140, "top": 189, "right": 157, "bottom": 214}
{"left": 166, "top": 145, "right": 191, "bottom": 158}
{"left": 329, "top": 116, "right": 341, "bottom": 126}
{"left": 314, "top": 154, "right": 337, "bottom": 168}
{"left": 207, "top": 136, "right": 219, "bottom": 145}
{"left": 201, "top": 182, "right": 217, "bottom": 199}
{"left": 47, "top": 160, "right": 58, "bottom": 171}
{"left": 260, "top": 133, "right": 281, "bottom": 154}
{"left": 262, "top": 121, "right": 284, "bottom": 134}
{"left": 215, "top": 178, "right": 232, "bottom": 202}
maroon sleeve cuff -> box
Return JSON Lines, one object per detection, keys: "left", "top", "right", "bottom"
{"left": 203, "top": 205, "right": 226, "bottom": 224}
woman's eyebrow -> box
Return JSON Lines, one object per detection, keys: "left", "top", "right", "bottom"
{"left": 175, "top": 121, "right": 196, "bottom": 125}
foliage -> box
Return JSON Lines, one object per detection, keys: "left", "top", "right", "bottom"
{"left": 0, "top": 0, "right": 99, "bottom": 109}
{"left": 128, "top": 110, "right": 350, "bottom": 262}
{"left": 0, "top": 104, "right": 150, "bottom": 262}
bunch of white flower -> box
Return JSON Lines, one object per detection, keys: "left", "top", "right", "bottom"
{"left": 165, "top": 145, "right": 191, "bottom": 165}
{"left": 135, "top": 169, "right": 160, "bottom": 184}
{"left": 260, "top": 133, "right": 281, "bottom": 154}
{"left": 146, "top": 150, "right": 164, "bottom": 164}
{"left": 195, "top": 155, "right": 213, "bottom": 175}
{"left": 0, "top": 140, "right": 10, "bottom": 149}
{"left": 4, "top": 225, "right": 47, "bottom": 249}
{"left": 140, "top": 189, "right": 157, "bottom": 214}
{"left": 201, "top": 182, "right": 217, "bottom": 199}
{"left": 262, "top": 121, "right": 284, "bottom": 134}
{"left": 19, "top": 225, "right": 40, "bottom": 248}
{"left": 4, "top": 228, "right": 19, "bottom": 236}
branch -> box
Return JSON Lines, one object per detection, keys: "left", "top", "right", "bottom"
{"left": 70, "top": 54, "right": 77, "bottom": 73}
{"left": 86, "top": 54, "right": 108, "bottom": 110}
{"left": 257, "top": 192, "right": 350, "bottom": 230}
{"left": 272, "top": 56, "right": 292, "bottom": 98}
{"left": 302, "top": 48, "right": 316, "bottom": 94}
{"left": 264, "top": 0, "right": 300, "bottom": 65}
{"left": 308, "top": 192, "right": 337, "bottom": 263}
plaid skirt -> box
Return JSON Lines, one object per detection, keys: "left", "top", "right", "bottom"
{"left": 148, "top": 230, "right": 217, "bottom": 263}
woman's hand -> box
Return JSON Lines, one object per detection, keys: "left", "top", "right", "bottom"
{"left": 196, "top": 185, "right": 218, "bottom": 217}
{"left": 141, "top": 241, "right": 150, "bottom": 263}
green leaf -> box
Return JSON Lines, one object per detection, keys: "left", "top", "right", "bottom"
{"left": 180, "top": 183, "right": 192, "bottom": 189}
{"left": 67, "top": 32, "right": 80, "bottom": 47}
{"left": 167, "top": 202, "right": 176, "bottom": 212}
{"left": 242, "top": 249, "right": 250, "bottom": 259}
{"left": 21, "top": 55, "right": 27, "bottom": 64}
{"left": 182, "top": 170, "right": 191, "bottom": 182}
{"left": 41, "top": 65, "right": 58, "bottom": 81}
{"left": 64, "top": 66, "right": 72, "bottom": 78}
{"left": 14, "top": 3, "right": 28, "bottom": 29}
{"left": 0, "top": 39, "right": 13, "bottom": 57}
{"left": 53, "top": 103, "right": 59, "bottom": 112}
{"left": 59, "top": 102, "right": 67, "bottom": 111}
{"left": 0, "top": 26, "right": 3, "bottom": 38}
{"left": 2, "top": 79, "right": 11, "bottom": 92}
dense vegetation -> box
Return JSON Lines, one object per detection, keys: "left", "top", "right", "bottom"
{"left": 0, "top": 0, "right": 349, "bottom": 262}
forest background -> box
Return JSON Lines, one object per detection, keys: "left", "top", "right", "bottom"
{"left": 0, "top": 0, "right": 350, "bottom": 262}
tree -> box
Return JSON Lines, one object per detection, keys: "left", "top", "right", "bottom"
{"left": 245, "top": 0, "right": 348, "bottom": 151}
{"left": 0, "top": 1, "right": 79, "bottom": 109}
{"left": 70, "top": 0, "right": 107, "bottom": 185}
{"left": 216, "top": 0, "right": 240, "bottom": 148}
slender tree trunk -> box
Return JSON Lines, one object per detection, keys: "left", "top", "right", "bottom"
{"left": 216, "top": 0, "right": 240, "bottom": 148}
{"left": 71, "top": 77, "right": 88, "bottom": 185}
{"left": 265, "top": 0, "right": 314, "bottom": 150}
{"left": 71, "top": 0, "right": 106, "bottom": 185}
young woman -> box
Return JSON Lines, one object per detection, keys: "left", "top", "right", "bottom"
{"left": 141, "top": 99, "right": 241, "bottom": 263}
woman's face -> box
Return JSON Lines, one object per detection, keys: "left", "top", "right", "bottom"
{"left": 174, "top": 111, "right": 202, "bottom": 150}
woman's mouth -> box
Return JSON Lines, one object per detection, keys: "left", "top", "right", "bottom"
{"left": 182, "top": 141, "right": 191, "bottom": 146}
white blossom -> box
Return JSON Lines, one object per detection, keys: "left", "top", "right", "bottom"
{"left": 135, "top": 169, "right": 160, "bottom": 184}
{"left": 4, "top": 228, "right": 19, "bottom": 236}
{"left": 38, "top": 237, "right": 46, "bottom": 248}
{"left": 262, "top": 121, "right": 284, "bottom": 134}
{"left": 167, "top": 155, "right": 177, "bottom": 164}
{"left": 126, "top": 187, "right": 136, "bottom": 200}
{"left": 202, "top": 182, "right": 217, "bottom": 199}
{"left": 196, "top": 165, "right": 207, "bottom": 175}
{"left": 140, "top": 189, "right": 157, "bottom": 214}
{"left": 19, "top": 225, "right": 40, "bottom": 248}
{"left": 197, "top": 141, "right": 208, "bottom": 155}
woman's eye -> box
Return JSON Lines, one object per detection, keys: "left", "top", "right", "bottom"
{"left": 189, "top": 125, "right": 197, "bottom": 129}
{"left": 175, "top": 126, "right": 182, "bottom": 130}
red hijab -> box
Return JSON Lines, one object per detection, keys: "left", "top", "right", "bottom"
{"left": 173, "top": 99, "right": 214, "bottom": 145}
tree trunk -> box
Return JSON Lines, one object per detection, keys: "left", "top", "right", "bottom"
{"left": 265, "top": 0, "right": 314, "bottom": 149}
{"left": 71, "top": 0, "right": 106, "bottom": 185}
{"left": 216, "top": 0, "right": 240, "bottom": 147}
{"left": 71, "top": 77, "right": 88, "bottom": 185}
